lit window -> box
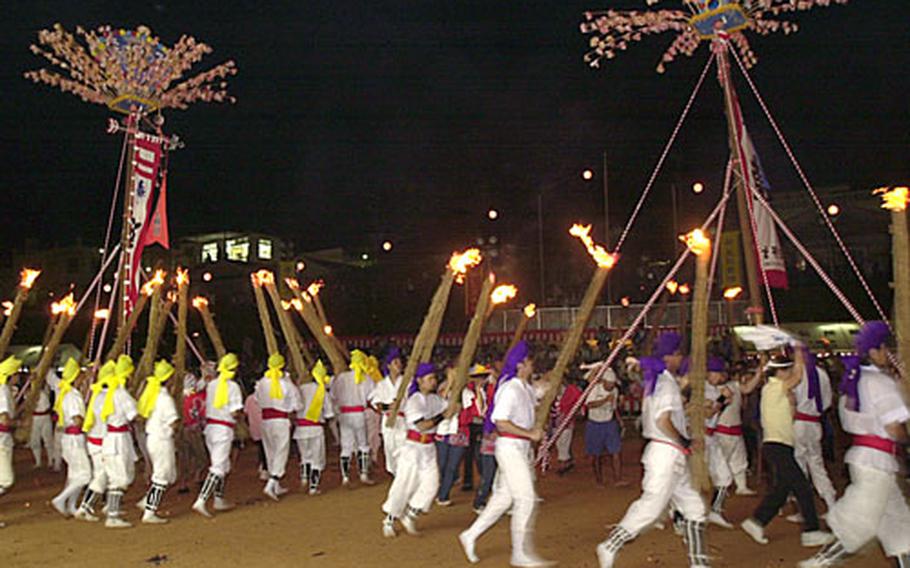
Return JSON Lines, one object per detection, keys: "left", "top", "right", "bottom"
{"left": 258, "top": 239, "right": 273, "bottom": 260}
{"left": 225, "top": 238, "right": 250, "bottom": 262}
{"left": 201, "top": 242, "right": 219, "bottom": 263}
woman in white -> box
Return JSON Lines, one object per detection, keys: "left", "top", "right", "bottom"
{"left": 381, "top": 362, "right": 451, "bottom": 538}
{"left": 136, "top": 360, "right": 180, "bottom": 524}
{"left": 51, "top": 359, "right": 91, "bottom": 517}
{"left": 459, "top": 341, "right": 554, "bottom": 568}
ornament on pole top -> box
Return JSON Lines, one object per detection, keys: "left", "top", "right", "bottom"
{"left": 570, "top": 224, "right": 617, "bottom": 269}
{"left": 523, "top": 303, "right": 537, "bottom": 318}
{"left": 448, "top": 249, "right": 483, "bottom": 284}
{"left": 874, "top": 186, "right": 909, "bottom": 213}
{"left": 491, "top": 284, "right": 518, "bottom": 306}
{"left": 25, "top": 24, "right": 237, "bottom": 115}
{"left": 581, "top": 0, "right": 848, "bottom": 72}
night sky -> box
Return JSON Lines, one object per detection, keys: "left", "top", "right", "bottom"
{"left": 1, "top": 1, "right": 907, "bottom": 285}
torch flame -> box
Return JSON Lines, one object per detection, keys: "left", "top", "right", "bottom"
{"left": 569, "top": 224, "right": 616, "bottom": 268}
{"left": 679, "top": 283, "right": 691, "bottom": 296}
{"left": 680, "top": 229, "right": 711, "bottom": 256}
{"left": 285, "top": 277, "right": 301, "bottom": 291}
{"left": 323, "top": 324, "right": 334, "bottom": 336}
{"left": 281, "top": 300, "right": 292, "bottom": 311}
{"left": 93, "top": 308, "right": 110, "bottom": 320}
{"left": 491, "top": 284, "right": 518, "bottom": 305}
{"left": 523, "top": 303, "right": 537, "bottom": 318}
{"left": 2, "top": 301, "right": 13, "bottom": 317}
{"left": 874, "top": 186, "right": 909, "bottom": 212}
{"left": 174, "top": 267, "right": 189, "bottom": 286}
{"left": 291, "top": 298, "right": 303, "bottom": 311}
{"left": 19, "top": 268, "right": 41, "bottom": 290}
{"left": 666, "top": 280, "right": 679, "bottom": 295}
{"left": 252, "top": 269, "right": 275, "bottom": 286}
{"left": 141, "top": 269, "right": 167, "bottom": 296}
{"left": 51, "top": 293, "right": 76, "bottom": 317}
{"left": 192, "top": 296, "right": 209, "bottom": 310}
{"left": 723, "top": 286, "right": 743, "bottom": 300}
{"left": 448, "top": 249, "right": 483, "bottom": 284}
{"left": 307, "top": 280, "right": 324, "bottom": 297}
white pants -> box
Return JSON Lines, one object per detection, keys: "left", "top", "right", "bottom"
{"left": 261, "top": 419, "right": 291, "bottom": 478}
{"left": 707, "top": 435, "right": 732, "bottom": 488}
{"left": 556, "top": 427, "right": 574, "bottom": 462}
{"left": 827, "top": 464, "right": 910, "bottom": 557}
{"left": 52, "top": 427, "right": 63, "bottom": 468}
{"left": 382, "top": 440, "right": 439, "bottom": 518}
{"left": 61, "top": 436, "right": 92, "bottom": 487}
{"left": 205, "top": 424, "right": 235, "bottom": 477}
{"left": 619, "top": 441, "right": 706, "bottom": 536}
{"left": 464, "top": 440, "right": 539, "bottom": 561}
{"left": 87, "top": 444, "right": 108, "bottom": 493}
{"left": 296, "top": 428, "right": 326, "bottom": 471}
{"left": 366, "top": 410, "right": 382, "bottom": 461}
{"left": 338, "top": 411, "right": 369, "bottom": 458}
{"left": 381, "top": 414, "right": 407, "bottom": 475}
{"left": 30, "top": 414, "right": 54, "bottom": 464}
{"left": 103, "top": 449, "right": 135, "bottom": 491}
{"left": 713, "top": 432, "right": 748, "bottom": 478}
{"left": 793, "top": 421, "right": 836, "bottom": 507}
{"left": 0, "top": 435, "right": 13, "bottom": 490}
{"left": 147, "top": 435, "right": 177, "bottom": 486}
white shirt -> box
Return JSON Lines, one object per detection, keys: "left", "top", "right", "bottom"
{"left": 102, "top": 387, "right": 138, "bottom": 457}
{"left": 794, "top": 366, "right": 833, "bottom": 416}
{"left": 145, "top": 390, "right": 179, "bottom": 440}
{"left": 368, "top": 375, "right": 403, "bottom": 409}
{"left": 840, "top": 365, "right": 910, "bottom": 474}
{"left": 205, "top": 380, "right": 243, "bottom": 425}
{"left": 587, "top": 380, "right": 617, "bottom": 423}
{"left": 705, "top": 382, "right": 721, "bottom": 429}
{"left": 716, "top": 380, "right": 743, "bottom": 428}
{"left": 61, "top": 389, "right": 85, "bottom": 429}
{"left": 491, "top": 378, "right": 537, "bottom": 436}
{"left": 329, "top": 369, "right": 374, "bottom": 409}
{"left": 642, "top": 370, "right": 688, "bottom": 445}
{"left": 0, "top": 384, "right": 13, "bottom": 448}
{"left": 297, "top": 382, "right": 335, "bottom": 423}
{"left": 86, "top": 390, "right": 108, "bottom": 442}
{"left": 34, "top": 386, "right": 51, "bottom": 413}
{"left": 404, "top": 392, "right": 447, "bottom": 435}
{"left": 438, "top": 389, "right": 475, "bottom": 436}
{"left": 255, "top": 374, "right": 303, "bottom": 413}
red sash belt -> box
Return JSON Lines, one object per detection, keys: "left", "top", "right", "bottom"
{"left": 340, "top": 405, "right": 365, "bottom": 414}
{"left": 206, "top": 418, "right": 235, "bottom": 428}
{"left": 852, "top": 434, "right": 900, "bottom": 456}
{"left": 261, "top": 408, "right": 289, "bottom": 420}
{"left": 0, "top": 424, "right": 10, "bottom": 433}
{"left": 714, "top": 424, "right": 743, "bottom": 436}
{"left": 650, "top": 438, "right": 692, "bottom": 456}
{"left": 795, "top": 412, "right": 821, "bottom": 423}
{"left": 706, "top": 427, "right": 716, "bottom": 437}
{"left": 407, "top": 430, "right": 434, "bottom": 444}
{"left": 498, "top": 432, "right": 530, "bottom": 441}
{"left": 64, "top": 426, "right": 83, "bottom": 435}
{"left": 295, "top": 418, "right": 321, "bottom": 427}
{"left": 107, "top": 424, "right": 129, "bottom": 433}
{"left": 33, "top": 410, "right": 51, "bottom": 416}
{"left": 87, "top": 436, "right": 102, "bottom": 446}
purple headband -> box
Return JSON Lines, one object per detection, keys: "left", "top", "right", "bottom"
{"left": 484, "top": 341, "right": 529, "bottom": 434}
{"left": 707, "top": 356, "right": 727, "bottom": 373}
{"left": 653, "top": 332, "right": 682, "bottom": 359}
{"left": 383, "top": 346, "right": 402, "bottom": 375}
{"left": 407, "top": 362, "right": 436, "bottom": 397}
{"left": 855, "top": 321, "right": 891, "bottom": 358}
{"left": 839, "top": 355, "right": 862, "bottom": 412}
{"left": 802, "top": 348, "right": 823, "bottom": 414}
{"left": 640, "top": 356, "right": 666, "bottom": 397}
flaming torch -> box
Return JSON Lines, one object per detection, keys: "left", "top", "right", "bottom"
{"left": 683, "top": 228, "right": 712, "bottom": 492}
{"left": 130, "top": 271, "right": 176, "bottom": 393}
{"left": 307, "top": 280, "right": 350, "bottom": 362}
{"left": 172, "top": 268, "right": 190, "bottom": 400}
{"left": 875, "top": 186, "right": 910, "bottom": 390}
{"left": 107, "top": 268, "right": 164, "bottom": 359}
{"left": 192, "top": 296, "right": 227, "bottom": 361}
{"left": 285, "top": 278, "right": 348, "bottom": 376}
{"left": 0, "top": 269, "right": 41, "bottom": 357}
{"left": 507, "top": 303, "right": 537, "bottom": 356}
{"left": 281, "top": 299, "right": 315, "bottom": 368}
{"left": 262, "top": 273, "right": 310, "bottom": 383}
{"left": 536, "top": 225, "right": 616, "bottom": 430}
{"left": 388, "top": 248, "right": 483, "bottom": 426}
{"left": 447, "top": 273, "right": 499, "bottom": 413}
{"left": 251, "top": 270, "right": 280, "bottom": 357}
{"left": 17, "top": 293, "right": 76, "bottom": 442}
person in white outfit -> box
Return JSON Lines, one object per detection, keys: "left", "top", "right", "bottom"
{"left": 295, "top": 360, "right": 334, "bottom": 494}
{"left": 0, "top": 356, "right": 22, "bottom": 528}
{"left": 75, "top": 361, "right": 116, "bottom": 522}
{"left": 255, "top": 353, "right": 302, "bottom": 501}
{"left": 29, "top": 382, "right": 55, "bottom": 468}
{"left": 595, "top": 332, "right": 710, "bottom": 568}
{"left": 370, "top": 347, "right": 406, "bottom": 476}
{"left": 97, "top": 355, "right": 139, "bottom": 528}
{"left": 136, "top": 360, "right": 180, "bottom": 524}
{"left": 799, "top": 321, "right": 910, "bottom": 568}
{"left": 382, "top": 362, "right": 452, "bottom": 537}
{"left": 51, "top": 359, "right": 91, "bottom": 517}
{"left": 45, "top": 368, "right": 63, "bottom": 472}
{"left": 459, "top": 341, "right": 554, "bottom": 568}
{"left": 329, "top": 349, "right": 375, "bottom": 485}
{"left": 791, "top": 350, "right": 837, "bottom": 513}
{"left": 193, "top": 353, "right": 244, "bottom": 518}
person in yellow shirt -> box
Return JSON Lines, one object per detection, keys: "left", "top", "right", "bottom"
{"left": 741, "top": 347, "right": 833, "bottom": 548}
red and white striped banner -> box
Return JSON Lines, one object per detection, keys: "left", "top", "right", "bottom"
{"left": 125, "top": 133, "right": 163, "bottom": 313}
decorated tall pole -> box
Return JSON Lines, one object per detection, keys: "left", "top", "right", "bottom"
{"left": 876, "top": 186, "right": 910, "bottom": 394}
{"left": 0, "top": 268, "right": 41, "bottom": 357}
{"left": 192, "top": 296, "right": 227, "bottom": 360}
{"left": 446, "top": 273, "right": 498, "bottom": 413}
{"left": 536, "top": 224, "right": 616, "bottom": 430}
{"left": 387, "top": 248, "right": 482, "bottom": 426}
{"left": 683, "top": 228, "right": 712, "bottom": 492}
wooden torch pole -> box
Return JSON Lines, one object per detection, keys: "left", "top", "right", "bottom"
{"left": 446, "top": 272, "right": 497, "bottom": 413}
{"left": 684, "top": 229, "right": 712, "bottom": 493}
{"left": 0, "top": 269, "right": 41, "bottom": 357}
{"left": 192, "top": 296, "right": 227, "bottom": 361}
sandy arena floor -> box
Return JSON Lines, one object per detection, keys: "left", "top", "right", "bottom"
{"left": 1, "top": 430, "right": 891, "bottom": 568}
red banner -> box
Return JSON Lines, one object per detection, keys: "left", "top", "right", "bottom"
{"left": 126, "top": 133, "right": 163, "bottom": 312}
{"left": 141, "top": 174, "right": 170, "bottom": 250}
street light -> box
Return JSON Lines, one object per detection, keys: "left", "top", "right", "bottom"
{"left": 487, "top": 209, "right": 499, "bottom": 220}
{"left": 582, "top": 169, "right": 594, "bottom": 181}
{"left": 202, "top": 272, "right": 213, "bottom": 282}
{"left": 826, "top": 203, "right": 840, "bottom": 217}
{"left": 692, "top": 182, "right": 705, "bottom": 194}
{"left": 382, "top": 241, "right": 393, "bottom": 252}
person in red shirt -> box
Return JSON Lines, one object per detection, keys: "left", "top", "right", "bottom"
{"left": 177, "top": 369, "right": 208, "bottom": 494}
{"left": 554, "top": 379, "right": 583, "bottom": 475}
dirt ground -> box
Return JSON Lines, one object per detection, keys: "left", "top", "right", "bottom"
{"left": 1, "top": 429, "right": 891, "bottom": 568}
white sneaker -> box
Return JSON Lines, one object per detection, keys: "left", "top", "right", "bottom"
{"left": 104, "top": 517, "right": 132, "bottom": 529}
{"left": 308, "top": 487, "right": 321, "bottom": 496}
{"left": 400, "top": 514, "right": 420, "bottom": 536}
{"left": 735, "top": 487, "right": 757, "bottom": 496}
{"left": 797, "top": 555, "right": 835, "bottom": 568}
{"left": 342, "top": 476, "right": 351, "bottom": 487}
{"left": 786, "top": 513, "right": 805, "bottom": 524}
{"left": 192, "top": 500, "right": 212, "bottom": 518}
{"left": 213, "top": 497, "right": 235, "bottom": 511}
{"left": 51, "top": 497, "right": 70, "bottom": 517}
{"left": 740, "top": 518, "right": 768, "bottom": 545}
{"left": 382, "top": 520, "right": 397, "bottom": 538}
{"left": 142, "top": 511, "right": 168, "bottom": 524}
{"left": 510, "top": 554, "right": 556, "bottom": 567}
{"left": 596, "top": 542, "right": 617, "bottom": 568}
{"left": 801, "top": 531, "right": 835, "bottom": 548}
{"left": 275, "top": 484, "right": 289, "bottom": 496}
{"left": 74, "top": 509, "right": 99, "bottom": 522}
{"left": 459, "top": 531, "right": 479, "bottom": 564}
{"left": 263, "top": 485, "right": 279, "bottom": 502}
{"left": 360, "top": 474, "right": 376, "bottom": 486}
{"left": 707, "top": 511, "right": 734, "bottom": 529}
{"left": 436, "top": 498, "right": 452, "bottom": 507}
